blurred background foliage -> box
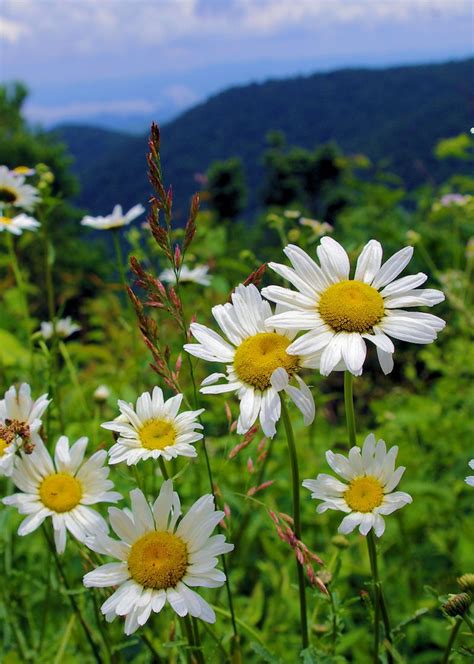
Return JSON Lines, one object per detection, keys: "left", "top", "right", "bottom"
{"left": 0, "top": 77, "right": 473, "bottom": 663}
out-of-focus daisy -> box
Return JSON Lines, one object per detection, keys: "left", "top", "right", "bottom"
{"left": 466, "top": 460, "right": 474, "bottom": 487}
{"left": 3, "top": 436, "right": 121, "bottom": 553}
{"left": 184, "top": 284, "right": 316, "bottom": 438}
{"left": 39, "top": 316, "right": 81, "bottom": 340}
{"left": 0, "top": 213, "right": 40, "bottom": 235}
{"left": 12, "top": 166, "right": 35, "bottom": 177}
{"left": 0, "top": 383, "right": 50, "bottom": 436}
{"left": 437, "top": 193, "right": 472, "bottom": 208}
{"left": 94, "top": 385, "right": 111, "bottom": 403}
{"left": 299, "top": 217, "right": 333, "bottom": 238}
{"left": 159, "top": 264, "right": 211, "bottom": 286}
{"left": 81, "top": 204, "right": 145, "bottom": 231}
{"left": 303, "top": 433, "right": 412, "bottom": 537}
{"left": 83, "top": 481, "right": 233, "bottom": 634}
{"left": 0, "top": 166, "right": 39, "bottom": 211}
{"left": 101, "top": 387, "right": 204, "bottom": 466}
{"left": 262, "top": 238, "right": 445, "bottom": 376}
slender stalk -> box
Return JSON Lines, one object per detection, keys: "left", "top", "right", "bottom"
{"left": 343, "top": 372, "right": 356, "bottom": 447}
{"left": 183, "top": 614, "right": 202, "bottom": 664}
{"left": 462, "top": 613, "right": 474, "bottom": 632}
{"left": 158, "top": 456, "right": 169, "bottom": 480}
{"left": 280, "top": 397, "right": 309, "bottom": 650}
{"left": 141, "top": 631, "right": 164, "bottom": 663}
{"left": 41, "top": 527, "right": 103, "bottom": 663}
{"left": 6, "top": 232, "right": 33, "bottom": 341}
{"left": 441, "top": 617, "right": 462, "bottom": 663}
{"left": 367, "top": 532, "right": 381, "bottom": 663}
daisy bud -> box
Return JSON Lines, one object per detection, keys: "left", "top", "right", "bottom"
{"left": 458, "top": 573, "right": 474, "bottom": 594}
{"left": 443, "top": 593, "right": 472, "bottom": 617}
{"left": 93, "top": 385, "right": 110, "bottom": 403}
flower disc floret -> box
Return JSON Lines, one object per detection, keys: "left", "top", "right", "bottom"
{"left": 0, "top": 438, "right": 9, "bottom": 456}
{"left": 344, "top": 476, "right": 384, "bottom": 512}
{"left": 319, "top": 280, "right": 384, "bottom": 333}
{"left": 39, "top": 473, "right": 83, "bottom": 513}
{"left": 139, "top": 420, "right": 176, "bottom": 450}
{"left": 234, "top": 332, "right": 300, "bottom": 391}
{"left": 0, "top": 187, "right": 17, "bottom": 204}
{"left": 128, "top": 532, "right": 188, "bottom": 589}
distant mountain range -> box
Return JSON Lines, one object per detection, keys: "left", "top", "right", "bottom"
{"left": 55, "top": 58, "right": 473, "bottom": 219}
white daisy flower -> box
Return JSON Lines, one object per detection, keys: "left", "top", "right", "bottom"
{"left": 0, "top": 383, "right": 50, "bottom": 436}
{"left": 0, "top": 213, "right": 40, "bottom": 235}
{"left": 466, "top": 460, "right": 474, "bottom": 487}
{"left": 101, "top": 387, "right": 204, "bottom": 466}
{"left": 83, "top": 480, "right": 233, "bottom": 635}
{"left": 262, "top": 238, "right": 446, "bottom": 376}
{"left": 12, "top": 166, "right": 36, "bottom": 177}
{"left": 39, "top": 316, "right": 81, "bottom": 340}
{"left": 303, "top": 433, "right": 412, "bottom": 537}
{"left": 0, "top": 431, "right": 31, "bottom": 478}
{"left": 0, "top": 166, "right": 39, "bottom": 211}
{"left": 81, "top": 203, "right": 145, "bottom": 231}
{"left": 94, "top": 385, "right": 111, "bottom": 403}
{"left": 184, "top": 283, "right": 316, "bottom": 438}
{"left": 159, "top": 264, "right": 211, "bottom": 286}
{"left": 3, "top": 436, "right": 121, "bottom": 553}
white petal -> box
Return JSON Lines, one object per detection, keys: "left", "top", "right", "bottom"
{"left": 354, "top": 240, "right": 383, "bottom": 284}
{"left": 372, "top": 246, "right": 414, "bottom": 289}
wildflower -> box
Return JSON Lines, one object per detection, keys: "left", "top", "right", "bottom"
{"left": 262, "top": 238, "right": 445, "bottom": 376}
{"left": 0, "top": 213, "right": 40, "bottom": 235}
{"left": 439, "top": 193, "right": 471, "bottom": 207}
{"left": 94, "top": 385, "right": 111, "bottom": 403}
{"left": 458, "top": 573, "right": 474, "bottom": 593}
{"left": 83, "top": 481, "right": 233, "bottom": 635}
{"left": 81, "top": 203, "right": 145, "bottom": 230}
{"left": 184, "top": 284, "right": 316, "bottom": 438}
{"left": 12, "top": 166, "right": 35, "bottom": 177}
{"left": 101, "top": 387, "right": 204, "bottom": 466}
{"left": 303, "top": 433, "right": 412, "bottom": 537}
{"left": 299, "top": 218, "right": 333, "bottom": 237}
{"left": 159, "top": 264, "right": 211, "bottom": 286}
{"left": 0, "top": 383, "right": 50, "bottom": 437}
{"left": 3, "top": 436, "right": 121, "bottom": 553}
{"left": 466, "top": 460, "right": 474, "bottom": 487}
{"left": 443, "top": 593, "right": 471, "bottom": 617}
{"left": 0, "top": 166, "right": 39, "bottom": 211}
{"left": 39, "top": 316, "right": 81, "bottom": 340}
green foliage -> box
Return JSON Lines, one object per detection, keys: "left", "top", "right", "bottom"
{"left": 206, "top": 157, "right": 247, "bottom": 220}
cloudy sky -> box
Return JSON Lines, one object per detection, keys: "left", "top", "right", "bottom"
{"left": 0, "top": 0, "right": 472, "bottom": 130}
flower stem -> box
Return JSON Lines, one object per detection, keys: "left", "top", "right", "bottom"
{"left": 280, "top": 397, "right": 309, "bottom": 650}
{"left": 183, "top": 614, "right": 203, "bottom": 664}
{"left": 158, "top": 456, "right": 169, "bottom": 480}
{"left": 462, "top": 613, "right": 474, "bottom": 633}
{"left": 343, "top": 371, "right": 356, "bottom": 447}
{"left": 41, "top": 526, "right": 102, "bottom": 663}
{"left": 6, "top": 232, "right": 33, "bottom": 342}
{"left": 442, "top": 617, "right": 463, "bottom": 663}
{"left": 366, "top": 531, "right": 381, "bottom": 663}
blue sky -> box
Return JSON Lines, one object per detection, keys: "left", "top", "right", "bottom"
{"left": 0, "top": 0, "right": 472, "bottom": 130}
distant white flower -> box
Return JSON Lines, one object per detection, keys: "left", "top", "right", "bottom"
{"left": 12, "top": 166, "right": 35, "bottom": 177}
{"left": 0, "top": 383, "right": 50, "bottom": 436}
{"left": 160, "top": 264, "right": 211, "bottom": 286}
{"left": 466, "top": 460, "right": 474, "bottom": 487}
{"left": 94, "top": 385, "right": 111, "bottom": 403}
{"left": 101, "top": 387, "right": 204, "bottom": 466}
{"left": 438, "top": 193, "right": 471, "bottom": 207}
{"left": 0, "top": 213, "right": 40, "bottom": 235}
{"left": 3, "top": 436, "right": 121, "bottom": 553}
{"left": 39, "top": 316, "right": 81, "bottom": 341}
{"left": 262, "top": 238, "right": 445, "bottom": 376}
{"left": 83, "top": 481, "right": 233, "bottom": 634}
{"left": 299, "top": 218, "right": 333, "bottom": 238}
{"left": 0, "top": 166, "right": 39, "bottom": 211}
{"left": 303, "top": 433, "right": 412, "bottom": 537}
{"left": 81, "top": 204, "right": 145, "bottom": 230}
{"left": 184, "top": 284, "right": 316, "bottom": 438}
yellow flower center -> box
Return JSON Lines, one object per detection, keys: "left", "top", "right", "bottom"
{"left": 139, "top": 419, "right": 176, "bottom": 450}
{"left": 0, "top": 187, "right": 18, "bottom": 204}
{"left": 0, "top": 216, "right": 13, "bottom": 226}
{"left": 13, "top": 166, "right": 31, "bottom": 175}
{"left": 128, "top": 531, "right": 188, "bottom": 589}
{"left": 39, "top": 473, "right": 83, "bottom": 512}
{"left": 234, "top": 332, "right": 300, "bottom": 391}
{"left": 344, "top": 476, "right": 384, "bottom": 513}
{"left": 319, "top": 280, "right": 385, "bottom": 333}
{"left": 0, "top": 438, "right": 10, "bottom": 457}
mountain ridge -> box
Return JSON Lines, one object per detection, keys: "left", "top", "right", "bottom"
{"left": 55, "top": 57, "right": 474, "bottom": 217}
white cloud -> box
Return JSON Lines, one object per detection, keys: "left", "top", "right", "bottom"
{"left": 24, "top": 98, "right": 158, "bottom": 124}
{"left": 0, "top": 16, "right": 30, "bottom": 42}
{"left": 164, "top": 84, "right": 198, "bottom": 109}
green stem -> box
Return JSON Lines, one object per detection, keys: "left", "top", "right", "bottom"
{"left": 42, "top": 527, "right": 102, "bottom": 663}
{"left": 183, "top": 614, "right": 202, "bottom": 664}
{"left": 462, "top": 613, "right": 474, "bottom": 633}
{"left": 367, "top": 532, "right": 381, "bottom": 663}
{"left": 343, "top": 371, "right": 356, "bottom": 447}
{"left": 280, "top": 397, "right": 309, "bottom": 650}
{"left": 6, "top": 232, "right": 33, "bottom": 341}
{"left": 158, "top": 456, "right": 169, "bottom": 480}
{"left": 442, "top": 617, "right": 463, "bottom": 663}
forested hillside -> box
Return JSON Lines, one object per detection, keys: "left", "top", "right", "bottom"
{"left": 56, "top": 58, "right": 473, "bottom": 217}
